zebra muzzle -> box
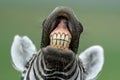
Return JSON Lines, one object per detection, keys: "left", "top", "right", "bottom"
{"left": 50, "top": 32, "right": 71, "bottom": 49}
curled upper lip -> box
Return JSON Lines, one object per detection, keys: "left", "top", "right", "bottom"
{"left": 44, "top": 6, "right": 78, "bottom": 36}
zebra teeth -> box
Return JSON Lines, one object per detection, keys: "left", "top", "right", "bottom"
{"left": 64, "top": 35, "right": 71, "bottom": 48}
{"left": 56, "top": 33, "right": 61, "bottom": 48}
{"left": 50, "top": 33, "right": 71, "bottom": 49}
{"left": 60, "top": 33, "right": 65, "bottom": 48}
{"left": 51, "top": 33, "right": 57, "bottom": 47}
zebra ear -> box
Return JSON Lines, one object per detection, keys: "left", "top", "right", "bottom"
{"left": 79, "top": 45, "right": 104, "bottom": 80}
{"left": 11, "top": 35, "right": 37, "bottom": 73}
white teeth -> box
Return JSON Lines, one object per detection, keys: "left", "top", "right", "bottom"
{"left": 66, "top": 35, "right": 71, "bottom": 48}
{"left": 61, "top": 33, "right": 65, "bottom": 40}
{"left": 63, "top": 35, "right": 70, "bottom": 49}
{"left": 56, "top": 33, "right": 61, "bottom": 47}
{"left": 50, "top": 33, "right": 71, "bottom": 49}
{"left": 60, "top": 34, "right": 65, "bottom": 48}
{"left": 65, "top": 35, "right": 69, "bottom": 42}
{"left": 52, "top": 33, "right": 57, "bottom": 46}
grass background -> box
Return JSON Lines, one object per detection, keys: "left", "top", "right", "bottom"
{"left": 0, "top": 0, "right": 120, "bottom": 79}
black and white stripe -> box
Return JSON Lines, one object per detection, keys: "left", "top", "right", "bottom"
{"left": 23, "top": 47, "right": 86, "bottom": 80}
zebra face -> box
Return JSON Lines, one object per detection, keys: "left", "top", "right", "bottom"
{"left": 41, "top": 6, "right": 83, "bottom": 53}
{"left": 11, "top": 6, "right": 104, "bottom": 80}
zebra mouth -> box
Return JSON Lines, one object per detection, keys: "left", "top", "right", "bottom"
{"left": 41, "top": 6, "right": 83, "bottom": 53}
{"left": 49, "top": 17, "right": 72, "bottom": 50}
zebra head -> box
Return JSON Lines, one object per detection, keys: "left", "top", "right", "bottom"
{"left": 11, "top": 6, "right": 104, "bottom": 80}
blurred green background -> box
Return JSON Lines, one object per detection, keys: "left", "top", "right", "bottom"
{"left": 0, "top": 0, "right": 120, "bottom": 80}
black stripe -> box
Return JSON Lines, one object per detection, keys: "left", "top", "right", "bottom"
{"left": 25, "top": 54, "right": 38, "bottom": 80}
{"left": 79, "top": 65, "right": 84, "bottom": 80}
{"left": 33, "top": 65, "right": 39, "bottom": 80}
{"left": 36, "top": 53, "right": 45, "bottom": 79}
{"left": 41, "top": 54, "right": 78, "bottom": 79}
{"left": 63, "top": 58, "right": 75, "bottom": 72}
{"left": 43, "top": 59, "right": 78, "bottom": 79}
{"left": 74, "top": 70, "right": 79, "bottom": 80}
{"left": 66, "top": 60, "right": 78, "bottom": 79}
{"left": 41, "top": 56, "right": 55, "bottom": 74}
{"left": 26, "top": 63, "right": 33, "bottom": 80}
{"left": 63, "top": 58, "right": 76, "bottom": 72}
{"left": 77, "top": 58, "right": 85, "bottom": 80}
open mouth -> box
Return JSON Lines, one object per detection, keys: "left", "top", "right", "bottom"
{"left": 49, "top": 16, "right": 72, "bottom": 50}
{"left": 41, "top": 6, "right": 83, "bottom": 53}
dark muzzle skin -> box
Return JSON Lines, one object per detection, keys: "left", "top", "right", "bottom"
{"left": 38, "top": 46, "right": 85, "bottom": 80}
{"left": 42, "top": 46, "right": 75, "bottom": 71}
{"left": 41, "top": 6, "right": 83, "bottom": 54}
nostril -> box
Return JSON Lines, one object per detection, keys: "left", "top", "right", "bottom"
{"left": 55, "top": 16, "right": 68, "bottom": 27}
{"left": 55, "top": 19, "right": 60, "bottom": 27}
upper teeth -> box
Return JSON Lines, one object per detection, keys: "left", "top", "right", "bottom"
{"left": 50, "top": 33, "right": 71, "bottom": 49}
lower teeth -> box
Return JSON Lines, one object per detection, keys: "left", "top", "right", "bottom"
{"left": 50, "top": 33, "right": 71, "bottom": 49}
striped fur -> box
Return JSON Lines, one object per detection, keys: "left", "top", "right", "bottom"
{"left": 23, "top": 46, "right": 86, "bottom": 80}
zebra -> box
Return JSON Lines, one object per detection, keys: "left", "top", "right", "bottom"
{"left": 11, "top": 6, "right": 104, "bottom": 80}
